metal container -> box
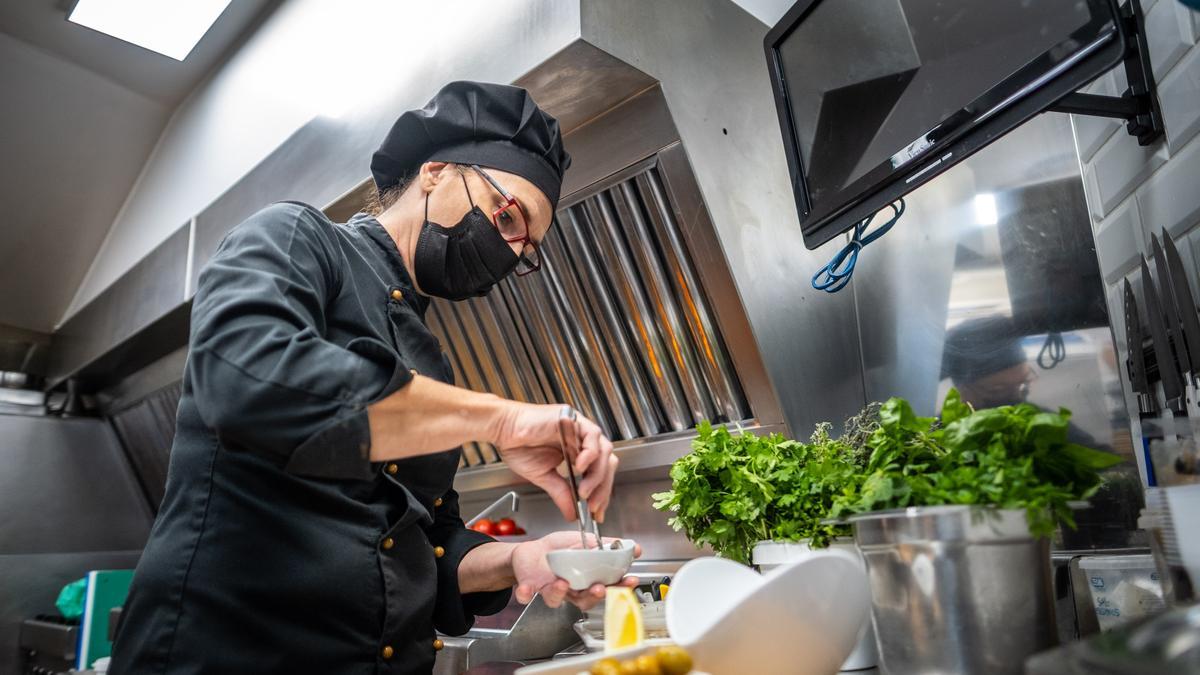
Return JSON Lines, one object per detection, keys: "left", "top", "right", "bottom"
{"left": 851, "top": 506, "right": 1057, "bottom": 675}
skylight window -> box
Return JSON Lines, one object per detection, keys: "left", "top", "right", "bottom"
{"left": 68, "top": 0, "right": 233, "bottom": 61}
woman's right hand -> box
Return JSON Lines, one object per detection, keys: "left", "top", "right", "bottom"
{"left": 492, "top": 402, "right": 618, "bottom": 523}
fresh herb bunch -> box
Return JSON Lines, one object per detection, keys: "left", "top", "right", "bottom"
{"left": 828, "top": 389, "right": 1126, "bottom": 537}
{"left": 652, "top": 409, "right": 878, "bottom": 564}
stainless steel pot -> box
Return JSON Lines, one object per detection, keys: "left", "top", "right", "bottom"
{"left": 851, "top": 506, "right": 1057, "bottom": 675}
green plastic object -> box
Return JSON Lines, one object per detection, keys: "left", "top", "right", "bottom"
{"left": 77, "top": 569, "right": 134, "bottom": 669}
{"left": 55, "top": 577, "right": 87, "bottom": 620}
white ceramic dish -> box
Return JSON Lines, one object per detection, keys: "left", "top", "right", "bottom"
{"left": 666, "top": 550, "right": 870, "bottom": 675}
{"left": 546, "top": 539, "right": 637, "bottom": 590}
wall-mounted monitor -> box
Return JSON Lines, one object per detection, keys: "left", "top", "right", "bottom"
{"left": 765, "top": 0, "right": 1128, "bottom": 249}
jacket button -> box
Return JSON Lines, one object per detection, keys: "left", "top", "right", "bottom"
{"left": 381, "top": 645, "right": 394, "bottom": 659}
{"left": 433, "top": 497, "right": 443, "bottom": 507}
{"left": 386, "top": 463, "right": 399, "bottom": 475}
{"left": 433, "top": 638, "right": 444, "bottom": 651}
{"left": 390, "top": 289, "right": 403, "bottom": 301}
{"left": 381, "top": 537, "right": 395, "bottom": 550}
{"left": 433, "top": 546, "right": 445, "bottom": 558}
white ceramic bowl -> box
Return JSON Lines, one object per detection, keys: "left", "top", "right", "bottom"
{"left": 546, "top": 539, "right": 637, "bottom": 590}
{"left": 665, "top": 551, "right": 869, "bottom": 675}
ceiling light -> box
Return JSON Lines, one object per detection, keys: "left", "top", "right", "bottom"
{"left": 974, "top": 193, "right": 998, "bottom": 227}
{"left": 68, "top": 0, "right": 233, "bottom": 61}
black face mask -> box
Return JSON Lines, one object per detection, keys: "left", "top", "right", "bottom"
{"left": 414, "top": 193, "right": 520, "bottom": 301}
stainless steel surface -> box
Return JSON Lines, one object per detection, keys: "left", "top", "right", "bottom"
{"left": 433, "top": 596, "right": 582, "bottom": 675}
{"left": 20, "top": 618, "right": 78, "bottom": 659}
{"left": 846, "top": 111, "right": 1141, "bottom": 547}
{"left": 852, "top": 506, "right": 1057, "bottom": 675}
{"left": 47, "top": 224, "right": 190, "bottom": 388}
{"left": 467, "top": 491, "right": 520, "bottom": 528}
{"left": 1027, "top": 602, "right": 1200, "bottom": 675}
{"left": 0, "top": 323, "right": 50, "bottom": 377}
{"left": 0, "top": 415, "right": 152, "bottom": 554}
{"left": 512, "top": 40, "right": 657, "bottom": 137}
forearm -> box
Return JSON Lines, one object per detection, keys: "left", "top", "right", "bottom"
{"left": 457, "top": 542, "right": 519, "bottom": 594}
{"left": 367, "top": 375, "right": 516, "bottom": 462}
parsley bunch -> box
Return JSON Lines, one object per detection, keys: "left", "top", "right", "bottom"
{"left": 653, "top": 391, "right": 1126, "bottom": 562}
{"left": 829, "top": 390, "right": 1125, "bottom": 537}
{"left": 652, "top": 408, "right": 877, "bottom": 564}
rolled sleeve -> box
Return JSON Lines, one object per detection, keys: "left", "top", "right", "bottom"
{"left": 427, "top": 489, "right": 512, "bottom": 635}
{"left": 188, "top": 203, "right": 411, "bottom": 481}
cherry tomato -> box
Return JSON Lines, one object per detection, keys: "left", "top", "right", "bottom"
{"left": 496, "top": 518, "right": 517, "bottom": 536}
{"left": 513, "top": 527, "right": 527, "bottom": 536}
{"left": 471, "top": 519, "right": 496, "bottom": 535}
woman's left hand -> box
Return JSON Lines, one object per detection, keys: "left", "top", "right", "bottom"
{"left": 511, "top": 532, "right": 641, "bottom": 610}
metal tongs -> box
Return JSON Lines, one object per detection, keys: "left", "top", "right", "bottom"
{"left": 559, "top": 406, "right": 604, "bottom": 550}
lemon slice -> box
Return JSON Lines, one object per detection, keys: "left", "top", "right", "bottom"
{"left": 604, "top": 586, "right": 644, "bottom": 652}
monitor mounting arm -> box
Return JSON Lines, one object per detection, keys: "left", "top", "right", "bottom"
{"left": 1047, "top": 0, "right": 1164, "bottom": 146}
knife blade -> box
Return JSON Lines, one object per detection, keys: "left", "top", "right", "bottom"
{"left": 1163, "top": 235, "right": 1200, "bottom": 386}
{"left": 1141, "top": 258, "right": 1186, "bottom": 410}
{"left": 1124, "top": 278, "right": 1154, "bottom": 410}
{"left": 1151, "top": 233, "right": 1192, "bottom": 380}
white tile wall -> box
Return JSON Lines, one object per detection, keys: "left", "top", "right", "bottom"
{"left": 1077, "top": 1, "right": 1200, "bottom": 475}
{"left": 1074, "top": 73, "right": 1123, "bottom": 162}
{"left": 1146, "top": 0, "right": 1194, "bottom": 77}
{"left": 1085, "top": 129, "right": 1168, "bottom": 218}
{"left": 1097, "top": 198, "right": 1146, "bottom": 282}
{"left": 1160, "top": 46, "right": 1200, "bottom": 151}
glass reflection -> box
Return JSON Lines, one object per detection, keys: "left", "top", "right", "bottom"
{"left": 852, "top": 112, "right": 1143, "bottom": 549}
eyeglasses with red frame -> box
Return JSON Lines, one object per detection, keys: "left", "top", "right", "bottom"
{"left": 470, "top": 164, "right": 541, "bottom": 276}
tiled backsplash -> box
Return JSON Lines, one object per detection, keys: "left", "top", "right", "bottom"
{"left": 1076, "top": 0, "right": 1200, "bottom": 480}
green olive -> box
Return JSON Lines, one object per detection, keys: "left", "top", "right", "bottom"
{"left": 633, "top": 654, "right": 664, "bottom": 675}
{"left": 617, "top": 660, "right": 640, "bottom": 675}
{"left": 590, "top": 657, "right": 622, "bottom": 675}
{"left": 655, "top": 645, "right": 693, "bottom": 675}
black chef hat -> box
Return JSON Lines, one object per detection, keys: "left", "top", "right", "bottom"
{"left": 941, "top": 316, "right": 1028, "bottom": 384}
{"left": 371, "top": 81, "right": 571, "bottom": 208}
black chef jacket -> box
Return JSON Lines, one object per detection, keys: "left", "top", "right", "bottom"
{"left": 110, "top": 202, "right": 511, "bottom": 675}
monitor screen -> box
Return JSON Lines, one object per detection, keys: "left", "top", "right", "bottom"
{"left": 766, "top": 0, "right": 1123, "bottom": 249}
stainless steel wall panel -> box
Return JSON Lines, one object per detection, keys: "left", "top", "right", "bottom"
{"left": 0, "top": 415, "right": 152, "bottom": 555}
{"left": 48, "top": 225, "right": 190, "bottom": 387}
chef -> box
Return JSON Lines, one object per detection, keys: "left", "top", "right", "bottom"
{"left": 110, "top": 81, "right": 633, "bottom": 675}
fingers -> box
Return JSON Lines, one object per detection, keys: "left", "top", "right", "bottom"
{"left": 564, "top": 583, "right": 608, "bottom": 611}
{"left": 577, "top": 425, "right": 614, "bottom": 504}
{"left": 592, "top": 454, "right": 618, "bottom": 522}
{"left": 527, "top": 470, "right": 578, "bottom": 521}
{"left": 572, "top": 416, "right": 604, "bottom": 474}
{"left": 539, "top": 579, "right": 570, "bottom": 608}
